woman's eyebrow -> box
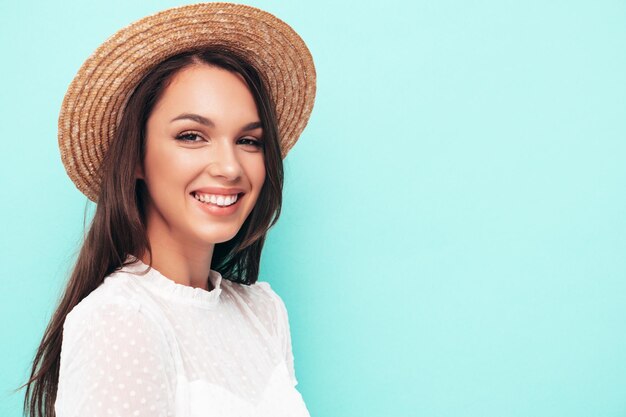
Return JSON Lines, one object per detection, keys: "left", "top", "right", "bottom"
{"left": 170, "top": 113, "right": 262, "bottom": 130}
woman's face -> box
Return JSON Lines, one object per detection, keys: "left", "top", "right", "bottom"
{"left": 137, "top": 63, "right": 266, "bottom": 249}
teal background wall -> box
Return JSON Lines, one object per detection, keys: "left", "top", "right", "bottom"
{"left": 2, "top": 0, "right": 625, "bottom": 416}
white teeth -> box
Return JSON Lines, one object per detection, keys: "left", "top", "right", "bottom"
{"left": 193, "top": 192, "right": 239, "bottom": 207}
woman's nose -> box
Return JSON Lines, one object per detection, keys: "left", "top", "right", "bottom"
{"left": 207, "top": 140, "right": 243, "bottom": 181}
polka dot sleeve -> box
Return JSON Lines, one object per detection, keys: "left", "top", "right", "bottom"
{"left": 55, "top": 297, "right": 177, "bottom": 417}
{"left": 261, "top": 285, "right": 299, "bottom": 387}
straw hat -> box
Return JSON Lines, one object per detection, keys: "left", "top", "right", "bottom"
{"left": 58, "top": 2, "right": 316, "bottom": 202}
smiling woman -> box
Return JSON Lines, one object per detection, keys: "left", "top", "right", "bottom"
{"left": 17, "top": 3, "right": 316, "bottom": 417}
{"left": 136, "top": 62, "right": 269, "bottom": 285}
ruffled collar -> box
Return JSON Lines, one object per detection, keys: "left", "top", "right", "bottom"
{"left": 119, "top": 255, "right": 223, "bottom": 309}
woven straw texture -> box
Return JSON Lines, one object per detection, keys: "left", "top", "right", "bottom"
{"left": 58, "top": 2, "right": 316, "bottom": 202}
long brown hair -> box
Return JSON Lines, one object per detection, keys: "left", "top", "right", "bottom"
{"left": 17, "top": 47, "right": 284, "bottom": 417}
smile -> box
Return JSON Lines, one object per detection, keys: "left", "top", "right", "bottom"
{"left": 192, "top": 191, "right": 242, "bottom": 207}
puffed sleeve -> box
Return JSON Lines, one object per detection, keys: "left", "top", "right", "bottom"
{"left": 55, "top": 296, "right": 177, "bottom": 417}
{"left": 272, "top": 291, "right": 299, "bottom": 387}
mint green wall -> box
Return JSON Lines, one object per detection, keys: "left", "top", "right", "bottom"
{"left": 2, "top": 1, "right": 625, "bottom": 416}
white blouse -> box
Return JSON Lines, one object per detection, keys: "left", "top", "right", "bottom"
{"left": 55, "top": 256, "right": 310, "bottom": 417}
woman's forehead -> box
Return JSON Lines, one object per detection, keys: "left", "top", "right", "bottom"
{"left": 153, "top": 64, "right": 260, "bottom": 124}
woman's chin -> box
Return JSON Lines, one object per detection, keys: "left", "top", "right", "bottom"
{"left": 190, "top": 227, "right": 240, "bottom": 246}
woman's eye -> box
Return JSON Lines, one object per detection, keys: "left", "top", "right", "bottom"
{"left": 239, "top": 137, "right": 264, "bottom": 149}
{"left": 175, "top": 132, "right": 203, "bottom": 142}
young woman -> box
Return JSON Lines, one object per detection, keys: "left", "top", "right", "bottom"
{"left": 19, "top": 3, "right": 316, "bottom": 417}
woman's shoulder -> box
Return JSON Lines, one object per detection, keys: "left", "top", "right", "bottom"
{"left": 225, "top": 278, "right": 281, "bottom": 305}
{"left": 64, "top": 269, "right": 145, "bottom": 331}
{"left": 256, "top": 280, "right": 291, "bottom": 314}
{"left": 225, "top": 279, "right": 290, "bottom": 326}
{"left": 252, "top": 280, "right": 288, "bottom": 310}
{"left": 60, "top": 270, "right": 175, "bottom": 367}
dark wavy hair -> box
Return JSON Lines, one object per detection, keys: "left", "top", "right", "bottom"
{"left": 17, "top": 47, "right": 284, "bottom": 417}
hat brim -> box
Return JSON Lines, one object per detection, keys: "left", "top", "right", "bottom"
{"left": 58, "top": 2, "right": 316, "bottom": 202}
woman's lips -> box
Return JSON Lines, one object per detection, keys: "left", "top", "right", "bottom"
{"left": 191, "top": 191, "right": 244, "bottom": 216}
{"left": 191, "top": 191, "right": 243, "bottom": 206}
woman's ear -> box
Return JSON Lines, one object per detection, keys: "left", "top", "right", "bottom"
{"left": 135, "top": 162, "right": 144, "bottom": 180}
